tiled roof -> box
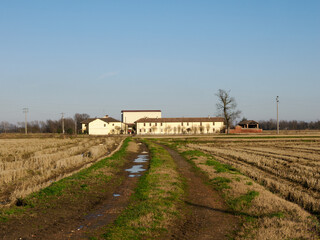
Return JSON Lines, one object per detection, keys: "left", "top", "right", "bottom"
{"left": 135, "top": 117, "right": 224, "bottom": 123}
{"left": 81, "top": 117, "right": 120, "bottom": 124}
{"left": 121, "top": 110, "right": 161, "bottom": 113}
{"left": 238, "top": 120, "right": 259, "bottom": 125}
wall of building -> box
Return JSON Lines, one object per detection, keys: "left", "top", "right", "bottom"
{"left": 122, "top": 111, "right": 161, "bottom": 124}
{"left": 88, "top": 119, "right": 122, "bottom": 135}
{"left": 136, "top": 121, "right": 224, "bottom": 135}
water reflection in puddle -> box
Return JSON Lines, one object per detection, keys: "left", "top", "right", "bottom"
{"left": 125, "top": 165, "right": 146, "bottom": 174}
{"left": 134, "top": 154, "right": 149, "bottom": 163}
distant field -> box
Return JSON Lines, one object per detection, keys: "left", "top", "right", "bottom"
{"left": 0, "top": 135, "right": 124, "bottom": 206}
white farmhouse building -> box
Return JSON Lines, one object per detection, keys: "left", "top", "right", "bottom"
{"left": 135, "top": 117, "right": 224, "bottom": 135}
{"left": 121, "top": 110, "right": 161, "bottom": 133}
{"left": 81, "top": 115, "right": 122, "bottom": 135}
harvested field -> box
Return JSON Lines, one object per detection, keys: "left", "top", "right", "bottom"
{"left": 186, "top": 138, "right": 320, "bottom": 215}
{"left": 0, "top": 136, "right": 124, "bottom": 206}
{"left": 158, "top": 136, "right": 320, "bottom": 239}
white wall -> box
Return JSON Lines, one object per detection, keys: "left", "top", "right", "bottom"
{"left": 122, "top": 111, "right": 161, "bottom": 124}
{"left": 136, "top": 121, "right": 224, "bottom": 135}
{"left": 88, "top": 119, "right": 122, "bottom": 135}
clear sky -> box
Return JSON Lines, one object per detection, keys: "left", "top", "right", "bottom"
{"left": 1, "top": 0, "right": 319, "bottom": 123}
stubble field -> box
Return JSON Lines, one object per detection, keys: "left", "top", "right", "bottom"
{"left": 0, "top": 135, "right": 124, "bottom": 207}
{"left": 160, "top": 135, "right": 320, "bottom": 239}
{"left": 188, "top": 137, "right": 320, "bottom": 214}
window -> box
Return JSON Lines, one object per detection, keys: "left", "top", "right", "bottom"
{"left": 112, "top": 123, "right": 114, "bottom": 126}
{"left": 200, "top": 122, "right": 202, "bottom": 126}
{"left": 155, "top": 123, "right": 157, "bottom": 126}
{"left": 149, "top": 123, "right": 151, "bottom": 126}
{"left": 104, "top": 124, "right": 106, "bottom": 127}
{"left": 150, "top": 129, "right": 152, "bottom": 132}
{"left": 187, "top": 122, "right": 189, "bottom": 126}
{"left": 213, "top": 122, "right": 215, "bottom": 126}
{"left": 161, "top": 123, "right": 163, "bottom": 126}
{"left": 144, "top": 129, "right": 146, "bottom": 132}
{"left": 161, "top": 129, "right": 163, "bottom": 132}
{"left": 181, "top": 122, "right": 183, "bottom": 126}
{"left": 140, "top": 129, "right": 142, "bottom": 132}
{"left": 144, "top": 123, "right": 146, "bottom": 126}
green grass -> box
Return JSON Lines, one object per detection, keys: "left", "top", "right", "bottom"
{"left": 228, "top": 191, "right": 259, "bottom": 211}
{"left": 210, "top": 177, "right": 232, "bottom": 190}
{"left": 102, "top": 140, "right": 184, "bottom": 240}
{"left": 0, "top": 137, "right": 131, "bottom": 222}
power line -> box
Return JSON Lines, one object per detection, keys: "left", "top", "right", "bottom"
{"left": 276, "top": 96, "right": 279, "bottom": 134}
{"left": 23, "top": 108, "right": 28, "bottom": 134}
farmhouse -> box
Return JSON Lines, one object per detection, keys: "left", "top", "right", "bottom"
{"left": 135, "top": 117, "right": 224, "bottom": 135}
{"left": 121, "top": 110, "right": 161, "bottom": 133}
{"left": 81, "top": 115, "right": 122, "bottom": 135}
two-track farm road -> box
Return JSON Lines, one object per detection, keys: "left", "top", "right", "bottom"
{"left": 162, "top": 145, "right": 239, "bottom": 240}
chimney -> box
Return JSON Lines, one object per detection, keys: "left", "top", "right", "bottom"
{"left": 104, "top": 115, "right": 109, "bottom": 118}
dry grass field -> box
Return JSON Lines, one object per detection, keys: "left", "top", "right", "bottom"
{"left": 0, "top": 135, "right": 124, "bottom": 207}
{"left": 160, "top": 136, "right": 320, "bottom": 239}
{"left": 188, "top": 137, "right": 320, "bottom": 214}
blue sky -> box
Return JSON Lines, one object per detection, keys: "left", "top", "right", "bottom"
{"left": 1, "top": 1, "right": 319, "bottom": 123}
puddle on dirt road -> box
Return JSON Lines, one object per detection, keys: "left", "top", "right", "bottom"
{"left": 69, "top": 148, "right": 150, "bottom": 239}
{"left": 134, "top": 154, "right": 148, "bottom": 163}
{"left": 126, "top": 164, "right": 146, "bottom": 173}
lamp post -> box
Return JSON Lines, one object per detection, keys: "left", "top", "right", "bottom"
{"left": 276, "top": 96, "right": 279, "bottom": 134}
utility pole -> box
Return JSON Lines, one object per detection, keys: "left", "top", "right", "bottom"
{"left": 2, "top": 122, "right": 6, "bottom": 133}
{"left": 23, "top": 108, "right": 28, "bottom": 134}
{"left": 276, "top": 96, "right": 279, "bottom": 135}
{"left": 61, "top": 113, "right": 65, "bottom": 134}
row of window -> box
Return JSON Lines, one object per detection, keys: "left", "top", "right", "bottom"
{"left": 142, "top": 122, "right": 215, "bottom": 127}
{"left": 103, "top": 123, "right": 115, "bottom": 127}
{"left": 139, "top": 128, "right": 216, "bottom": 133}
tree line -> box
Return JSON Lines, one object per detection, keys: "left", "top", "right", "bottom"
{"left": 258, "top": 119, "right": 320, "bottom": 130}
{"left": 0, "top": 113, "right": 90, "bottom": 134}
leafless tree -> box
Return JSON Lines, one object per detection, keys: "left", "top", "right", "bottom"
{"left": 151, "top": 126, "right": 157, "bottom": 134}
{"left": 177, "top": 125, "right": 181, "bottom": 134}
{"left": 206, "top": 123, "right": 210, "bottom": 133}
{"left": 115, "top": 126, "right": 121, "bottom": 134}
{"left": 74, "top": 113, "right": 90, "bottom": 133}
{"left": 216, "top": 89, "right": 241, "bottom": 134}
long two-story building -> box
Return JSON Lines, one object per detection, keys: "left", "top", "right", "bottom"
{"left": 135, "top": 117, "right": 224, "bottom": 135}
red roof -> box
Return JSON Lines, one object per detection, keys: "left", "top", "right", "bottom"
{"left": 121, "top": 110, "right": 161, "bottom": 113}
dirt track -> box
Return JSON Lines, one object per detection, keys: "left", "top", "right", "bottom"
{"left": 0, "top": 141, "right": 148, "bottom": 240}
{"left": 163, "top": 145, "right": 239, "bottom": 240}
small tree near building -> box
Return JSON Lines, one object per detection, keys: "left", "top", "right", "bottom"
{"left": 206, "top": 123, "right": 210, "bottom": 133}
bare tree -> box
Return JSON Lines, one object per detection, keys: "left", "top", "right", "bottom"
{"left": 74, "top": 113, "right": 90, "bottom": 133}
{"left": 151, "top": 125, "right": 157, "bottom": 134}
{"left": 216, "top": 89, "right": 241, "bottom": 134}
{"left": 206, "top": 123, "right": 210, "bottom": 133}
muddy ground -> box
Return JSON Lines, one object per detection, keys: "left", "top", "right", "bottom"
{"left": 163, "top": 145, "right": 240, "bottom": 240}
{"left": 0, "top": 141, "right": 148, "bottom": 240}
{"left": 1, "top": 140, "right": 239, "bottom": 240}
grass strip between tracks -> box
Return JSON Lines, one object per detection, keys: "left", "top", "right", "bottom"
{"left": 158, "top": 138, "right": 320, "bottom": 240}
{"left": 0, "top": 137, "right": 131, "bottom": 223}
{"left": 102, "top": 139, "right": 184, "bottom": 240}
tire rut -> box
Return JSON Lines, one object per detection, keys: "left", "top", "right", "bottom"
{"left": 162, "top": 145, "right": 239, "bottom": 240}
